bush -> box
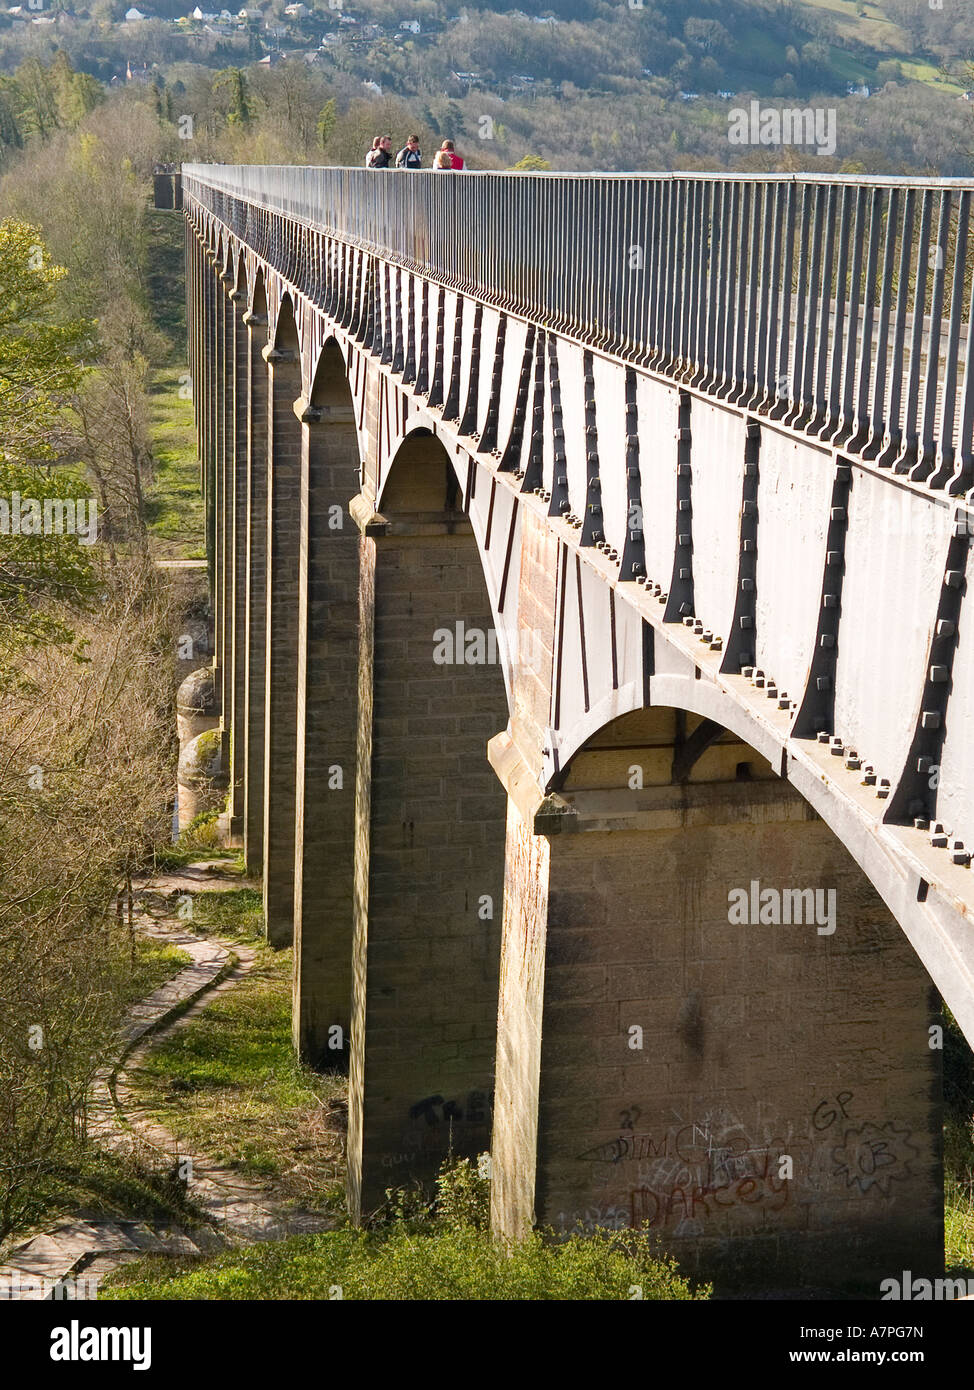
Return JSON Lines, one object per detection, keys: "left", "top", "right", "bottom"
{"left": 103, "top": 1155, "right": 710, "bottom": 1300}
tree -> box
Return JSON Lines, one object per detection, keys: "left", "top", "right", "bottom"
{"left": 0, "top": 221, "right": 97, "bottom": 650}
{"left": 316, "top": 97, "right": 337, "bottom": 149}
{"left": 0, "top": 81, "right": 24, "bottom": 152}
{"left": 212, "top": 67, "right": 254, "bottom": 129}
{"left": 50, "top": 51, "right": 103, "bottom": 128}
{"left": 12, "top": 57, "right": 59, "bottom": 141}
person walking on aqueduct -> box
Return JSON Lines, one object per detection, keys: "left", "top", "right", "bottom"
{"left": 434, "top": 139, "right": 465, "bottom": 170}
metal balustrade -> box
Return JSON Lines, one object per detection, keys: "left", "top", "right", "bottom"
{"left": 183, "top": 164, "right": 974, "bottom": 488}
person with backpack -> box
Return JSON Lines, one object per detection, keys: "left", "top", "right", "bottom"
{"left": 395, "top": 135, "right": 422, "bottom": 168}
{"left": 366, "top": 135, "right": 393, "bottom": 168}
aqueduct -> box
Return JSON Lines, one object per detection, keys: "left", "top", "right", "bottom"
{"left": 170, "top": 163, "right": 974, "bottom": 1293}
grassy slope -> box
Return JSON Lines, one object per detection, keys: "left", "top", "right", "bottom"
{"left": 798, "top": 0, "right": 966, "bottom": 93}
{"left": 100, "top": 1226, "right": 707, "bottom": 1300}
{"left": 143, "top": 206, "right": 204, "bottom": 561}
{"left": 0, "top": 937, "right": 196, "bottom": 1249}
{"left": 123, "top": 890, "right": 346, "bottom": 1212}
{"left": 144, "top": 367, "right": 205, "bottom": 561}
{"left": 944, "top": 1009, "right": 974, "bottom": 1272}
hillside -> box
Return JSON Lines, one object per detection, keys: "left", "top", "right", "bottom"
{"left": 0, "top": 0, "right": 972, "bottom": 173}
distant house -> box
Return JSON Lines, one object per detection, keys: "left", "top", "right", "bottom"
{"left": 124, "top": 5, "right": 147, "bottom": 18}
{"left": 846, "top": 83, "right": 870, "bottom": 97}
{"left": 264, "top": 21, "right": 286, "bottom": 36}
{"left": 362, "top": 79, "right": 382, "bottom": 95}
{"left": 452, "top": 71, "right": 482, "bottom": 84}
{"left": 399, "top": 18, "right": 420, "bottom": 33}
{"left": 284, "top": 2, "right": 308, "bottom": 15}
{"left": 679, "top": 91, "right": 699, "bottom": 101}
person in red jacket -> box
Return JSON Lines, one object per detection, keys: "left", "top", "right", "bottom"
{"left": 434, "top": 139, "right": 465, "bottom": 170}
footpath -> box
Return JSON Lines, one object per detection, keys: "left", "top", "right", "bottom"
{"left": 0, "top": 861, "right": 333, "bottom": 1300}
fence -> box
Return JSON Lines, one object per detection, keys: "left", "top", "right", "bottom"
{"left": 184, "top": 164, "right": 974, "bottom": 482}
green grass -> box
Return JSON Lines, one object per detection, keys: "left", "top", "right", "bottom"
{"left": 145, "top": 208, "right": 186, "bottom": 359}
{"left": 1, "top": 1149, "right": 207, "bottom": 1254}
{"left": 145, "top": 366, "right": 204, "bottom": 561}
{"left": 189, "top": 887, "right": 265, "bottom": 941}
{"left": 899, "top": 58, "right": 966, "bottom": 94}
{"left": 99, "top": 1224, "right": 707, "bottom": 1301}
{"left": 793, "top": 0, "right": 967, "bottom": 93}
{"left": 798, "top": 0, "right": 906, "bottom": 51}
{"left": 0, "top": 935, "right": 196, "bottom": 1248}
{"left": 150, "top": 845, "right": 243, "bottom": 872}
{"left": 946, "top": 1174, "right": 974, "bottom": 1273}
{"left": 125, "top": 889, "right": 345, "bottom": 1210}
{"left": 119, "top": 936, "right": 194, "bottom": 1006}
{"left": 944, "top": 1005, "right": 974, "bottom": 1275}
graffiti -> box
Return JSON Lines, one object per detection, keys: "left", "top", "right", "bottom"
{"left": 812, "top": 1094, "right": 918, "bottom": 1197}
{"left": 572, "top": 1095, "right": 919, "bottom": 1237}
{"left": 630, "top": 1164, "right": 789, "bottom": 1232}
{"left": 557, "top": 1206, "right": 630, "bottom": 1233}
{"left": 408, "top": 1090, "right": 492, "bottom": 1127}
{"left": 812, "top": 1091, "right": 855, "bottom": 1131}
{"left": 576, "top": 1108, "right": 793, "bottom": 1236}
{"left": 578, "top": 1115, "right": 760, "bottom": 1168}
{"left": 830, "top": 1122, "right": 918, "bottom": 1196}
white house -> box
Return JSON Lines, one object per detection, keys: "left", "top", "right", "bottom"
{"left": 124, "top": 5, "right": 147, "bottom": 18}
{"left": 399, "top": 18, "right": 420, "bottom": 33}
{"left": 284, "top": 2, "right": 308, "bottom": 15}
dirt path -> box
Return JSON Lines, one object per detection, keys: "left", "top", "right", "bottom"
{"left": 0, "top": 861, "right": 333, "bottom": 1300}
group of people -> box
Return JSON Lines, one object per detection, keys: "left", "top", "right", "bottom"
{"left": 365, "top": 135, "right": 465, "bottom": 170}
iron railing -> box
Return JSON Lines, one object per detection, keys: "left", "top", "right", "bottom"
{"left": 183, "top": 164, "right": 974, "bottom": 487}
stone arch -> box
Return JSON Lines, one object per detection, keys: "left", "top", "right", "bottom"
{"left": 261, "top": 289, "right": 305, "bottom": 945}
{"left": 271, "top": 289, "right": 300, "bottom": 359}
{"left": 644, "top": 665, "right": 974, "bottom": 1046}
{"left": 490, "top": 700, "right": 943, "bottom": 1296}
{"left": 291, "top": 336, "right": 363, "bottom": 1070}
{"left": 232, "top": 242, "right": 248, "bottom": 299}
{"left": 250, "top": 265, "right": 267, "bottom": 321}
{"left": 238, "top": 262, "right": 270, "bottom": 877}
{"left": 377, "top": 426, "right": 519, "bottom": 712}
{"left": 218, "top": 228, "right": 233, "bottom": 279}
{"left": 221, "top": 241, "right": 252, "bottom": 838}
{"left": 347, "top": 428, "right": 512, "bottom": 1221}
